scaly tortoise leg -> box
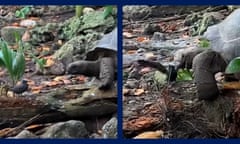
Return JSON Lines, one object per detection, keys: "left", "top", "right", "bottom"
{"left": 193, "top": 50, "right": 227, "bottom": 101}
{"left": 99, "top": 57, "right": 115, "bottom": 90}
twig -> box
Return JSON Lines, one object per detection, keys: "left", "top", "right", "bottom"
{"left": 0, "top": 108, "right": 53, "bottom": 138}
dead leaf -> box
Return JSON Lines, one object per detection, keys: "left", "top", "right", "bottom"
{"left": 123, "top": 88, "right": 130, "bottom": 95}
{"left": 25, "top": 57, "right": 31, "bottom": 61}
{"left": 123, "top": 32, "right": 136, "bottom": 38}
{"left": 26, "top": 80, "right": 35, "bottom": 86}
{"left": 166, "top": 24, "right": 177, "bottom": 32}
{"left": 53, "top": 76, "right": 65, "bottom": 81}
{"left": 127, "top": 50, "right": 137, "bottom": 54}
{"left": 182, "top": 34, "right": 190, "bottom": 38}
{"left": 122, "top": 95, "right": 126, "bottom": 102}
{"left": 31, "top": 85, "right": 44, "bottom": 94}
{"left": 97, "top": 130, "right": 103, "bottom": 134}
{"left": 25, "top": 124, "right": 44, "bottom": 130}
{"left": 42, "top": 47, "right": 50, "bottom": 52}
{"left": 44, "top": 58, "right": 55, "bottom": 67}
{"left": 54, "top": 76, "right": 71, "bottom": 84}
{"left": 29, "top": 17, "right": 40, "bottom": 21}
{"left": 145, "top": 52, "right": 156, "bottom": 60}
{"left": 58, "top": 40, "right": 63, "bottom": 45}
{"left": 133, "top": 130, "right": 164, "bottom": 139}
{"left": 123, "top": 117, "right": 159, "bottom": 131}
{"left": 74, "top": 75, "right": 87, "bottom": 82}
{"left": 42, "top": 81, "right": 60, "bottom": 87}
{"left": 62, "top": 79, "right": 71, "bottom": 84}
{"left": 11, "top": 22, "right": 19, "bottom": 26}
{"left": 22, "top": 30, "right": 30, "bottom": 42}
{"left": 134, "top": 88, "right": 145, "bottom": 96}
{"left": 0, "top": 71, "right": 5, "bottom": 77}
{"left": 136, "top": 37, "right": 149, "bottom": 43}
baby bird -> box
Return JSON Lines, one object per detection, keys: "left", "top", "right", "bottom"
{"left": 10, "top": 80, "right": 28, "bottom": 95}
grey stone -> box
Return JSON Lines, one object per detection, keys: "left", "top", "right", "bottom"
{"left": 102, "top": 117, "right": 117, "bottom": 138}
{"left": 1, "top": 26, "right": 26, "bottom": 44}
{"left": 14, "top": 130, "right": 39, "bottom": 138}
{"left": 41, "top": 120, "right": 88, "bottom": 138}
{"left": 53, "top": 32, "right": 101, "bottom": 61}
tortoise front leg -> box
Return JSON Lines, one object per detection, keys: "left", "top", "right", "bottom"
{"left": 99, "top": 57, "right": 115, "bottom": 90}
{"left": 193, "top": 50, "right": 227, "bottom": 100}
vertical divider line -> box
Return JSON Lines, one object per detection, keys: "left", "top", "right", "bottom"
{"left": 117, "top": 4, "right": 123, "bottom": 139}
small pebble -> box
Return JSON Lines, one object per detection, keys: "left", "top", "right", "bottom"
{"left": 20, "top": 19, "right": 37, "bottom": 28}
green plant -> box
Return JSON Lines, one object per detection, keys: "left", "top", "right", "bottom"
{"left": 0, "top": 38, "right": 25, "bottom": 86}
{"left": 15, "top": 6, "right": 31, "bottom": 19}
{"left": 75, "top": 5, "right": 84, "bottom": 17}
{"left": 225, "top": 57, "right": 240, "bottom": 74}
{"left": 198, "top": 38, "right": 210, "bottom": 48}
{"left": 30, "top": 53, "right": 46, "bottom": 71}
{"left": 177, "top": 69, "right": 193, "bottom": 81}
{"left": 103, "top": 5, "right": 113, "bottom": 19}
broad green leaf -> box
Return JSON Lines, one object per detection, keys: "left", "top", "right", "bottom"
{"left": 0, "top": 40, "right": 15, "bottom": 75}
{"left": 225, "top": 57, "right": 240, "bottom": 74}
{"left": 177, "top": 69, "right": 193, "bottom": 81}
{"left": 30, "top": 53, "right": 46, "bottom": 71}
{"left": 15, "top": 10, "right": 21, "bottom": 17}
{"left": 14, "top": 32, "right": 21, "bottom": 45}
{"left": 36, "top": 58, "right": 46, "bottom": 71}
{"left": 21, "top": 6, "right": 30, "bottom": 14}
{"left": 103, "top": 6, "right": 113, "bottom": 19}
{"left": 12, "top": 52, "right": 25, "bottom": 82}
{"left": 0, "top": 52, "right": 6, "bottom": 67}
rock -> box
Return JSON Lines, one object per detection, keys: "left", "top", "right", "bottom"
{"left": 151, "top": 32, "right": 166, "bottom": 41}
{"left": 102, "top": 117, "right": 117, "bottom": 138}
{"left": 59, "top": 11, "right": 115, "bottom": 40}
{"left": 13, "top": 130, "right": 39, "bottom": 138}
{"left": 150, "top": 37, "right": 198, "bottom": 51}
{"left": 89, "top": 133, "right": 102, "bottom": 138}
{"left": 123, "top": 6, "right": 152, "bottom": 20}
{"left": 28, "top": 6, "right": 44, "bottom": 17}
{"left": 125, "top": 79, "right": 139, "bottom": 89}
{"left": 80, "top": 11, "right": 115, "bottom": 32}
{"left": 35, "top": 59, "right": 66, "bottom": 75}
{"left": 123, "top": 6, "right": 209, "bottom": 20}
{"left": 29, "top": 23, "right": 57, "bottom": 44}
{"left": 41, "top": 120, "right": 88, "bottom": 138}
{"left": 192, "top": 12, "right": 224, "bottom": 36}
{"left": 83, "top": 7, "right": 95, "bottom": 15}
{"left": 1, "top": 26, "right": 26, "bottom": 44}
{"left": 53, "top": 32, "right": 101, "bottom": 61}
{"left": 128, "top": 100, "right": 136, "bottom": 104}
{"left": 154, "top": 71, "right": 167, "bottom": 85}
{"left": 150, "top": 6, "right": 209, "bottom": 17}
{"left": 20, "top": 19, "right": 37, "bottom": 28}
{"left": 143, "top": 24, "right": 162, "bottom": 35}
